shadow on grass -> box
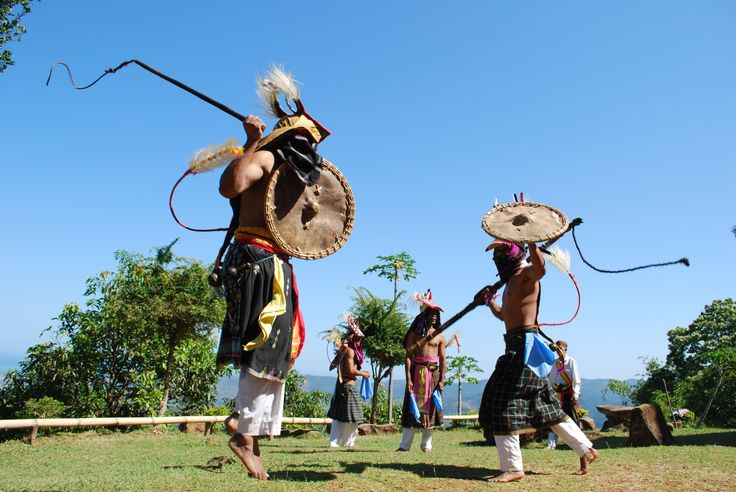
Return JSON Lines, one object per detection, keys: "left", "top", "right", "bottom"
{"left": 268, "top": 449, "right": 383, "bottom": 454}
{"left": 268, "top": 469, "right": 338, "bottom": 482}
{"left": 340, "top": 461, "right": 510, "bottom": 481}
{"left": 460, "top": 440, "right": 491, "bottom": 447}
{"left": 578, "top": 430, "right": 736, "bottom": 449}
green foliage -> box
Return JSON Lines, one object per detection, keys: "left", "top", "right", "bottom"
{"left": 20, "top": 396, "right": 66, "bottom": 419}
{"left": 602, "top": 379, "right": 635, "bottom": 406}
{"left": 446, "top": 356, "right": 482, "bottom": 386}
{"left": 348, "top": 287, "right": 409, "bottom": 423}
{"left": 362, "top": 384, "right": 401, "bottom": 424}
{"left": 446, "top": 355, "right": 482, "bottom": 414}
{"left": 363, "top": 252, "right": 419, "bottom": 300}
{"left": 0, "top": 242, "right": 227, "bottom": 421}
{"left": 634, "top": 299, "right": 736, "bottom": 427}
{"left": 0, "top": 0, "right": 36, "bottom": 72}
{"left": 284, "top": 370, "right": 331, "bottom": 419}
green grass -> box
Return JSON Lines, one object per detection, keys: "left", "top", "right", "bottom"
{"left": 0, "top": 426, "right": 734, "bottom": 491}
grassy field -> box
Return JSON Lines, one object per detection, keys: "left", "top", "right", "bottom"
{"left": 0, "top": 426, "right": 734, "bottom": 491}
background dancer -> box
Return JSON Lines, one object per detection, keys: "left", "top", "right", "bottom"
{"left": 398, "top": 291, "right": 446, "bottom": 453}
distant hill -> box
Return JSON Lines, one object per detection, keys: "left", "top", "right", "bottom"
{"left": 217, "top": 374, "right": 635, "bottom": 427}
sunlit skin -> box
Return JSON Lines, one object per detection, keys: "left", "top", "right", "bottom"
{"left": 217, "top": 115, "right": 283, "bottom": 481}
{"left": 404, "top": 309, "right": 446, "bottom": 395}
{"left": 478, "top": 243, "right": 597, "bottom": 481}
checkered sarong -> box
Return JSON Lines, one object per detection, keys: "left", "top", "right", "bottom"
{"left": 327, "top": 382, "right": 365, "bottom": 423}
{"left": 479, "top": 327, "right": 565, "bottom": 435}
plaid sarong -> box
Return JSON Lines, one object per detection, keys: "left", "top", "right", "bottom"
{"left": 401, "top": 357, "right": 443, "bottom": 429}
{"left": 479, "top": 327, "right": 565, "bottom": 435}
{"left": 327, "top": 382, "right": 365, "bottom": 423}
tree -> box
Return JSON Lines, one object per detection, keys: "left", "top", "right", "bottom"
{"left": 634, "top": 299, "right": 736, "bottom": 427}
{"left": 1, "top": 0, "right": 36, "bottom": 73}
{"left": 602, "top": 379, "right": 635, "bottom": 406}
{"left": 0, "top": 242, "right": 228, "bottom": 421}
{"left": 446, "top": 355, "right": 482, "bottom": 415}
{"left": 363, "top": 252, "right": 419, "bottom": 301}
{"left": 349, "top": 287, "right": 409, "bottom": 423}
{"left": 363, "top": 252, "right": 419, "bottom": 423}
{"left": 284, "top": 370, "right": 331, "bottom": 419}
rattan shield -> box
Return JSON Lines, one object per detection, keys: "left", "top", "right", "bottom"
{"left": 481, "top": 202, "right": 569, "bottom": 243}
{"left": 264, "top": 160, "right": 355, "bottom": 260}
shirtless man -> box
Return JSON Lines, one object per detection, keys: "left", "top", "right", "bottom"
{"left": 397, "top": 291, "right": 446, "bottom": 452}
{"left": 327, "top": 329, "right": 370, "bottom": 448}
{"left": 477, "top": 240, "right": 598, "bottom": 483}
{"left": 217, "top": 93, "right": 328, "bottom": 478}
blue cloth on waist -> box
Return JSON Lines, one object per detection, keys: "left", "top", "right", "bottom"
{"left": 523, "top": 331, "right": 556, "bottom": 379}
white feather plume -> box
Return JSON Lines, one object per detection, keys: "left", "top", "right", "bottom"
{"left": 545, "top": 246, "right": 571, "bottom": 275}
{"left": 325, "top": 326, "right": 343, "bottom": 346}
{"left": 188, "top": 139, "right": 243, "bottom": 174}
{"left": 256, "top": 65, "right": 300, "bottom": 117}
{"left": 446, "top": 331, "right": 462, "bottom": 352}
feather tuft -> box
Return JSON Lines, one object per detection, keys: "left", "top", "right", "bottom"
{"left": 446, "top": 331, "right": 462, "bottom": 352}
{"left": 325, "top": 326, "right": 343, "bottom": 346}
{"left": 188, "top": 139, "right": 243, "bottom": 174}
{"left": 256, "top": 65, "right": 300, "bottom": 117}
{"left": 545, "top": 246, "right": 571, "bottom": 275}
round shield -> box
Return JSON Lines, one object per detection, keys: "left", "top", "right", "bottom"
{"left": 264, "top": 160, "right": 355, "bottom": 260}
{"left": 481, "top": 202, "right": 569, "bottom": 243}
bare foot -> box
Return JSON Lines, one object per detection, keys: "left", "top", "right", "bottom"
{"left": 224, "top": 411, "right": 239, "bottom": 435}
{"left": 488, "top": 471, "right": 525, "bottom": 483}
{"left": 575, "top": 448, "right": 599, "bottom": 475}
{"left": 253, "top": 436, "right": 269, "bottom": 478}
{"left": 228, "top": 434, "right": 267, "bottom": 480}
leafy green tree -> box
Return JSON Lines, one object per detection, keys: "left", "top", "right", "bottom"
{"left": 349, "top": 287, "right": 409, "bottom": 423}
{"left": 1, "top": 0, "right": 36, "bottom": 73}
{"left": 602, "top": 379, "right": 635, "bottom": 406}
{"left": 0, "top": 242, "right": 227, "bottom": 421}
{"left": 284, "top": 370, "right": 331, "bottom": 419}
{"left": 362, "top": 384, "right": 401, "bottom": 424}
{"left": 363, "top": 253, "right": 419, "bottom": 423}
{"left": 446, "top": 355, "right": 482, "bottom": 415}
{"left": 363, "top": 252, "right": 419, "bottom": 301}
{"left": 634, "top": 299, "right": 736, "bottom": 427}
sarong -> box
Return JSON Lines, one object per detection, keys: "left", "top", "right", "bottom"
{"left": 327, "top": 382, "right": 365, "bottom": 423}
{"left": 479, "top": 326, "right": 565, "bottom": 435}
{"left": 216, "top": 234, "right": 303, "bottom": 382}
{"left": 401, "top": 356, "right": 443, "bottom": 429}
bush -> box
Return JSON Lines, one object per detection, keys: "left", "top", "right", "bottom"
{"left": 362, "top": 385, "right": 401, "bottom": 424}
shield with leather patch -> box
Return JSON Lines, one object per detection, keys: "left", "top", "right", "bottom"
{"left": 481, "top": 201, "right": 569, "bottom": 243}
{"left": 264, "top": 159, "right": 355, "bottom": 260}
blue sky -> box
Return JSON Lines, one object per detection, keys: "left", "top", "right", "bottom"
{"left": 1, "top": 1, "right": 734, "bottom": 381}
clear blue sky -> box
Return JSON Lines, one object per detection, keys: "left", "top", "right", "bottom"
{"left": 1, "top": 1, "right": 734, "bottom": 381}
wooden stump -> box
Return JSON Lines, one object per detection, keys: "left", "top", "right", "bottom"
{"left": 28, "top": 427, "right": 38, "bottom": 445}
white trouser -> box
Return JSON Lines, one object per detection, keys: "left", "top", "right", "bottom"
{"left": 399, "top": 427, "right": 433, "bottom": 451}
{"left": 329, "top": 420, "right": 360, "bottom": 448}
{"left": 235, "top": 370, "right": 285, "bottom": 436}
{"left": 495, "top": 418, "right": 593, "bottom": 471}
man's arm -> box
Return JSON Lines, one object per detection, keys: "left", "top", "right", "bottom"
{"left": 219, "top": 115, "right": 273, "bottom": 198}
{"left": 525, "top": 242, "right": 546, "bottom": 281}
{"left": 438, "top": 335, "right": 446, "bottom": 391}
{"left": 475, "top": 287, "right": 503, "bottom": 320}
{"left": 570, "top": 358, "right": 581, "bottom": 400}
{"left": 405, "top": 333, "right": 417, "bottom": 392}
